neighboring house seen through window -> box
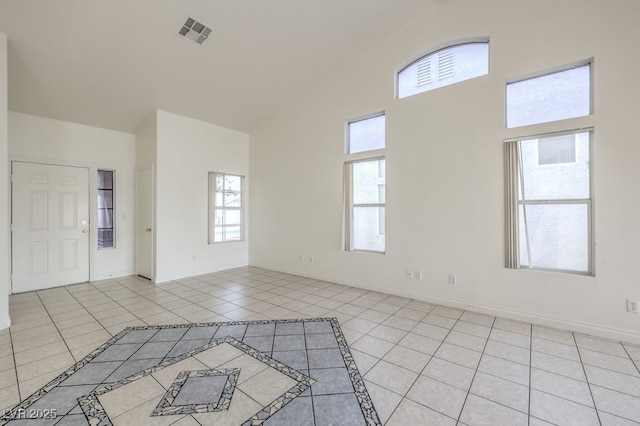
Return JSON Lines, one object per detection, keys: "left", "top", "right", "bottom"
{"left": 505, "top": 131, "right": 593, "bottom": 274}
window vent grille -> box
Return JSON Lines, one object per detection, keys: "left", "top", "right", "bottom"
{"left": 178, "top": 18, "right": 213, "bottom": 45}
{"left": 416, "top": 59, "right": 432, "bottom": 86}
{"left": 438, "top": 49, "right": 455, "bottom": 79}
{"left": 397, "top": 42, "right": 488, "bottom": 99}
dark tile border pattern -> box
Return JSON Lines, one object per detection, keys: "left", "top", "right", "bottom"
{"left": 1, "top": 318, "right": 382, "bottom": 426}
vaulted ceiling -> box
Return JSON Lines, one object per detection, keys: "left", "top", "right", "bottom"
{"left": 0, "top": 0, "right": 445, "bottom": 133}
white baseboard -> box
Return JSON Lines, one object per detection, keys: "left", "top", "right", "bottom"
{"left": 0, "top": 316, "right": 11, "bottom": 331}
{"left": 91, "top": 269, "right": 136, "bottom": 282}
{"left": 250, "top": 263, "right": 640, "bottom": 345}
{"left": 154, "top": 262, "right": 250, "bottom": 285}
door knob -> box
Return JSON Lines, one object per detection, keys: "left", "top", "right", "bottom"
{"left": 82, "top": 229, "right": 88, "bottom": 233}
{"left": 145, "top": 228, "right": 152, "bottom": 232}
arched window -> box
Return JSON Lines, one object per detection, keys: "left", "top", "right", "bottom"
{"left": 397, "top": 41, "right": 489, "bottom": 99}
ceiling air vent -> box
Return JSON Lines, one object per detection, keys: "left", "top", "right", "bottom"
{"left": 178, "top": 18, "right": 212, "bottom": 45}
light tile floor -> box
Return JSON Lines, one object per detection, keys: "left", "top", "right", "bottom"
{"left": 1, "top": 266, "right": 640, "bottom": 425}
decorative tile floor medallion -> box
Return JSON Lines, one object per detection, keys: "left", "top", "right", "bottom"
{"left": 1, "top": 318, "right": 381, "bottom": 426}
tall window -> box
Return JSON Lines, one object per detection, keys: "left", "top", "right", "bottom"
{"left": 505, "top": 60, "right": 594, "bottom": 275}
{"left": 397, "top": 41, "right": 489, "bottom": 99}
{"left": 505, "top": 131, "right": 592, "bottom": 274}
{"left": 345, "top": 114, "right": 386, "bottom": 253}
{"left": 209, "top": 172, "right": 244, "bottom": 243}
{"left": 97, "top": 170, "right": 114, "bottom": 249}
{"left": 345, "top": 158, "right": 386, "bottom": 253}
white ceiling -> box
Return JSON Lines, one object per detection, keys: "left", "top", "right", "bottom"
{"left": 0, "top": 0, "right": 443, "bottom": 133}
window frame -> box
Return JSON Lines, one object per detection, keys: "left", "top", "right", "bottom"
{"left": 344, "top": 156, "right": 386, "bottom": 254}
{"left": 505, "top": 129, "right": 594, "bottom": 276}
{"left": 346, "top": 112, "right": 386, "bottom": 155}
{"left": 209, "top": 172, "right": 245, "bottom": 244}
{"left": 395, "top": 38, "right": 490, "bottom": 99}
{"left": 97, "top": 169, "right": 115, "bottom": 250}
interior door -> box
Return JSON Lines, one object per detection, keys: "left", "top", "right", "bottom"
{"left": 11, "top": 162, "right": 90, "bottom": 292}
{"left": 136, "top": 168, "right": 153, "bottom": 280}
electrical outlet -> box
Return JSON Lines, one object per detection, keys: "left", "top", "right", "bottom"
{"left": 448, "top": 275, "right": 457, "bottom": 286}
{"left": 415, "top": 270, "right": 423, "bottom": 280}
{"left": 628, "top": 300, "right": 640, "bottom": 313}
{"left": 406, "top": 270, "right": 413, "bottom": 279}
{"left": 300, "top": 255, "right": 305, "bottom": 262}
{"left": 308, "top": 256, "right": 314, "bottom": 263}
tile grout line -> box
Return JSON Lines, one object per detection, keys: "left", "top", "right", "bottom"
{"left": 6, "top": 268, "right": 640, "bottom": 425}
{"left": 540, "top": 335, "right": 639, "bottom": 361}
{"left": 102, "top": 327, "right": 163, "bottom": 387}
{"left": 362, "top": 317, "right": 534, "bottom": 389}
{"left": 7, "top": 327, "right": 21, "bottom": 406}
{"left": 17, "top": 291, "right": 74, "bottom": 396}
{"left": 115, "top": 277, "right": 212, "bottom": 320}
{"left": 379, "top": 320, "right": 532, "bottom": 417}
{"left": 93, "top": 278, "right": 203, "bottom": 329}
{"left": 347, "top": 314, "right": 416, "bottom": 392}
{"left": 86, "top": 279, "right": 159, "bottom": 326}
{"left": 103, "top": 387, "right": 165, "bottom": 422}
{"left": 381, "top": 305, "right": 464, "bottom": 424}
{"left": 572, "top": 332, "right": 602, "bottom": 425}
{"left": 125, "top": 275, "right": 280, "bottom": 324}
{"left": 159, "top": 329, "right": 196, "bottom": 365}
{"left": 620, "top": 343, "right": 640, "bottom": 376}
{"left": 483, "top": 336, "right": 637, "bottom": 385}
{"left": 234, "top": 284, "right": 311, "bottom": 320}
{"left": 529, "top": 360, "right": 640, "bottom": 401}
{"left": 487, "top": 332, "right": 634, "bottom": 414}
{"left": 61, "top": 285, "right": 116, "bottom": 361}
{"left": 527, "top": 380, "right": 618, "bottom": 411}
{"left": 302, "top": 321, "right": 318, "bottom": 426}
{"left": 455, "top": 316, "right": 497, "bottom": 425}
{"left": 190, "top": 415, "right": 205, "bottom": 426}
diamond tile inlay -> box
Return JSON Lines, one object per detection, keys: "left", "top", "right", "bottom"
{"left": 152, "top": 368, "right": 240, "bottom": 416}
{"left": 1, "top": 318, "right": 381, "bottom": 426}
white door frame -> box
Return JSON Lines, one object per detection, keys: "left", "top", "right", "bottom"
{"left": 10, "top": 156, "right": 97, "bottom": 292}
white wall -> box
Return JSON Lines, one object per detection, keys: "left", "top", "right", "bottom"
{"left": 249, "top": 0, "right": 640, "bottom": 343}
{"left": 0, "top": 33, "right": 9, "bottom": 330}
{"left": 136, "top": 112, "right": 157, "bottom": 171}
{"left": 154, "top": 110, "right": 249, "bottom": 283}
{"left": 9, "top": 112, "right": 136, "bottom": 281}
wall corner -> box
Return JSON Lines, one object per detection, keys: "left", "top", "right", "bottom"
{"left": 0, "top": 32, "right": 10, "bottom": 331}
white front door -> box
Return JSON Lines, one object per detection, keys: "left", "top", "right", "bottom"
{"left": 136, "top": 168, "right": 153, "bottom": 280}
{"left": 11, "top": 162, "right": 90, "bottom": 292}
